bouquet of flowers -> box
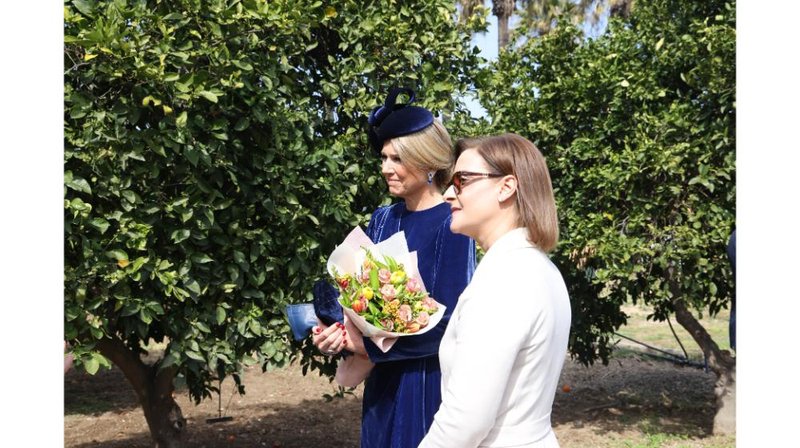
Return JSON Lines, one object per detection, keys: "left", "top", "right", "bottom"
{"left": 334, "top": 250, "right": 439, "bottom": 334}
{"left": 327, "top": 226, "right": 445, "bottom": 352}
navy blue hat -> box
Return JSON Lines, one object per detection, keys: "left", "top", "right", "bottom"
{"left": 367, "top": 87, "right": 434, "bottom": 154}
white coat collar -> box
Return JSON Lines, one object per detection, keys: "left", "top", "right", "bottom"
{"left": 484, "top": 227, "right": 534, "bottom": 256}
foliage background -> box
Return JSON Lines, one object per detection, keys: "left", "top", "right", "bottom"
{"left": 64, "top": 0, "right": 483, "bottom": 401}
{"left": 63, "top": 0, "right": 734, "bottom": 423}
{"left": 475, "top": 0, "right": 736, "bottom": 365}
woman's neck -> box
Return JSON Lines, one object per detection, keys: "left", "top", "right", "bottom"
{"left": 475, "top": 209, "right": 520, "bottom": 251}
{"left": 402, "top": 186, "right": 444, "bottom": 211}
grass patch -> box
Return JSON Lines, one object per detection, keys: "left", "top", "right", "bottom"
{"left": 610, "top": 432, "right": 735, "bottom": 448}
{"left": 614, "top": 302, "right": 732, "bottom": 362}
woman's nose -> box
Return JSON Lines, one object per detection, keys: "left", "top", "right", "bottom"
{"left": 443, "top": 184, "right": 457, "bottom": 202}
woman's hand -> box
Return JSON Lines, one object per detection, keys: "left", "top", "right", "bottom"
{"left": 312, "top": 322, "right": 348, "bottom": 356}
{"left": 312, "top": 318, "right": 368, "bottom": 356}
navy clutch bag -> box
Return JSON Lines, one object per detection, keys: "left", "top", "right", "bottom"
{"left": 286, "top": 280, "right": 343, "bottom": 341}
{"left": 286, "top": 303, "right": 317, "bottom": 341}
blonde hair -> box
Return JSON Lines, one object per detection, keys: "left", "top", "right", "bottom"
{"left": 467, "top": 133, "right": 559, "bottom": 252}
{"left": 390, "top": 120, "right": 454, "bottom": 189}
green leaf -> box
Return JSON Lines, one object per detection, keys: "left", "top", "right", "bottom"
{"left": 241, "top": 289, "right": 264, "bottom": 299}
{"left": 197, "top": 91, "right": 218, "bottom": 103}
{"left": 160, "top": 351, "right": 180, "bottom": 369}
{"left": 120, "top": 303, "right": 139, "bottom": 317}
{"left": 184, "top": 147, "right": 200, "bottom": 166}
{"left": 71, "top": 0, "right": 96, "bottom": 17}
{"left": 184, "top": 278, "right": 202, "bottom": 295}
{"left": 176, "top": 111, "right": 188, "bottom": 127}
{"left": 262, "top": 341, "right": 277, "bottom": 357}
{"left": 66, "top": 176, "right": 92, "bottom": 194}
{"left": 122, "top": 190, "right": 137, "bottom": 203}
{"left": 191, "top": 253, "right": 213, "bottom": 264}
{"left": 232, "top": 60, "right": 253, "bottom": 71}
{"left": 105, "top": 249, "right": 128, "bottom": 261}
{"left": 215, "top": 306, "right": 226, "bottom": 325}
{"left": 369, "top": 268, "right": 380, "bottom": 291}
{"left": 171, "top": 229, "right": 191, "bottom": 243}
{"left": 139, "top": 309, "right": 153, "bottom": 324}
{"left": 185, "top": 350, "right": 205, "bottom": 361}
{"left": 89, "top": 218, "right": 110, "bottom": 234}
{"left": 234, "top": 118, "right": 250, "bottom": 131}
{"left": 84, "top": 356, "right": 100, "bottom": 375}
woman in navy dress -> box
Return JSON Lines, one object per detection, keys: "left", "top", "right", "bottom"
{"left": 312, "top": 87, "right": 476, "bottom": 448}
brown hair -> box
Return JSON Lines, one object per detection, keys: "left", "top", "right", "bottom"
{"left": 391, "top": 120, "right": 454, "bottom": 189}
{"left": 461, "top": 133, "right": 559, "bottom": 252}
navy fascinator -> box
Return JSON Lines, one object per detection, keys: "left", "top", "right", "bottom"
{"left": 367, "top": 87, "right": 434, "bottom": 154}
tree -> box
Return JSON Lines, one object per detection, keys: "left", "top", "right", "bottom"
{"left": 492, "top": 0, "right": 516, "bottom": 49}
{"left": 517, "top": 0, "right": 634, "bottom": 36}
{"left": 64, "top": 0, "right": 480, "bottom": 446}
{"left": 479, "top": 0, "right": 736, "bottom": 433}
{"left": 458, "top": 0, "right": 635, "bottom": 50}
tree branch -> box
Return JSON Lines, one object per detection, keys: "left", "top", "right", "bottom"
{"left": 95, "top": 337, "right": 149, "bottom": 400}
{"left": 666, "top": 265, "right": 735, "bottom": 375}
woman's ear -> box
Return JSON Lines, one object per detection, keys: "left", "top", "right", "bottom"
{"left": 498, "top": 175, "right": 518, "bottom": 203}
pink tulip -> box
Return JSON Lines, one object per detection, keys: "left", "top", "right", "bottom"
{"left": 398, "top": 304, "right": 412, "bottom": 322}
{"left": 380, "top": 284, "right": 397, "bottom": 301}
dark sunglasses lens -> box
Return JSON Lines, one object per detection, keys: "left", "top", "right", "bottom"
{"left": 452, "top": 176, "right": 462, "bottom": 194}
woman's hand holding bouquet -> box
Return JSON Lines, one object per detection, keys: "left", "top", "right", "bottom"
{"left": 325, "top": 227, "right": 445, "bottom": 386}
{"left": 327, "top": 227, "right": 445, "bottom": 352}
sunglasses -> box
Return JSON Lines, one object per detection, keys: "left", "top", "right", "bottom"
{"left": 450, "top": 171, "right": 504, "bottom": 194}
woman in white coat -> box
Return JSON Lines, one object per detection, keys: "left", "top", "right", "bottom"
{"left": 418, "top": 133, "right": 571, "bottom": 448}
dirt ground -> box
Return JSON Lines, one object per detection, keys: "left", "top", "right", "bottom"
{"left": 64, "top": 351, "right": 735, "bottom": 448}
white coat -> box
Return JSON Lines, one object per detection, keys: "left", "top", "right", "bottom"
{"left": 419, "top": 228, "right": 571, "bottom": 448}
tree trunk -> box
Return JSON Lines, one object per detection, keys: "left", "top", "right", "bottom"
{"left": 667, "top": 269, "right": 735, "bottom": 435}
{"left": 493, "top": 0, "right": 515, "bottom": 50}
{"left": 672, "top": 300, "right": 736, "bottom": 434}
{"left": 711, "top": 357, "right": 736, "bottom": 434}
{"left": 97, "top": 338, "right": 187, "bottom": 447}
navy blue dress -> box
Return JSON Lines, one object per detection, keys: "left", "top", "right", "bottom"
{"left": 359, "top": 202, "right": 476, "bottom": 448}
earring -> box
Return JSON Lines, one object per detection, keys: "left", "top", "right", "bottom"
{"left": 427, "top": 172, "right": 434, "bottom": 185}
